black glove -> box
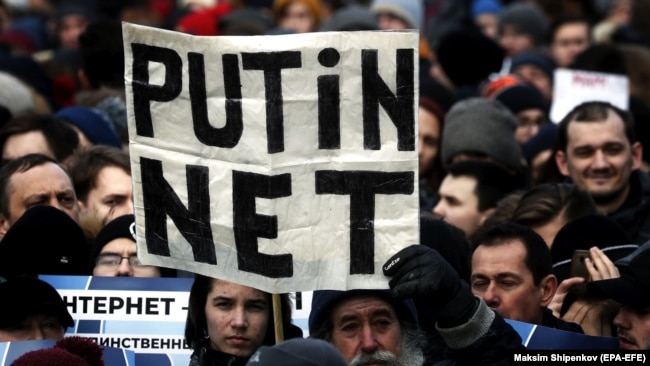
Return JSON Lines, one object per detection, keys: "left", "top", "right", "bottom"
{"left": 383, "top": 244, "right": 478, "bottom": 328}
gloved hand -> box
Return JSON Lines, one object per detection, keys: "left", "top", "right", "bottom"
{"left": 383, "top": 244, "right": 478, "bottom": 327}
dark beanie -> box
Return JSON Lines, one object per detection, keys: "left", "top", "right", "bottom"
{"left": 419, "top": 77, "right": 456, "bottom": 122}
{"left": 56, "top": 106, "right": 122, "bottom": 149}
{"left": 246, "top": 338, "right": 347, "bottom": 366}
{"left": 494, "top": 83, "right": 548, "bottom": 115}
{"left": 320, "top": 5, "right": 379, "bottom": 31}
{"left": 441, "top": 98, "right": 524, "bottom": 173}
{"left": 0, "top": 206, "right": 89, "bottom": 278}
{"left": 308, "top": 289, "right": 418, "bottom": 335}
{"left": 11, "top": 336, "right": 104, "bottom": 366}
{"left": 0, "top": 277, "right": 74, "bottom": 329}
{"left": 90, "top": 214, "right": 135, "bottom": 269}
{"left": 436, "top": 28, "right": 505, "bottom": 87}
{"left": 498, "top": 2, "right": 548, "bottom": 45}
{"left": 522, "top": 122, "right": 557, "bottom": 163}
{"left": 551, "top": 214, "right": 638, "bottom": 283}
{"left": 510, "top": 51, "right": 555, "bottom": 80}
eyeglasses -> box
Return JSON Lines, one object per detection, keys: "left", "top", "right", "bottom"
{"left": 95, "top": 254, "right": 149, "bottom": 269}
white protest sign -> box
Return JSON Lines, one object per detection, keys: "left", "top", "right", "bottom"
{"left": 40, "top": 275, "right": 193, "bottom": 366}
{"left": 122, "top": 23, "right": 420, "bottom": 293}
{"left": 550, "top": 68, "right": 629, "bottom": 123}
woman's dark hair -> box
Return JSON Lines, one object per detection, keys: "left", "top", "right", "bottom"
{"left": 184, "top": 275, "right": 295, "bottom": 349}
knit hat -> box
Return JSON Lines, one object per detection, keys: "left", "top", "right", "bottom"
{"left": 308, "top": 289, "right": 418, "bottom": 335}
{"left": 54, "top": 1, "right": 97, "bottom": 21}
{"left": 498, "top": 2, "right": 548, "bottom": 45}
{"left": 494, "top": 83, "right": 548, "bottom": 115}
{"left": 419, "top": 77, "right": 456, "bottom": 122}
{"left": 370, "top": 0, "right": 423, "bottom": 29}
{"left": 11, "top": 336, "right": 104, "bottom": 366}
{"left": 522, "top": 122, "right": 557, "bottom": 164}
{"left": 510, "top": 52, "right": 556, "bottom": 81}
{"left": 551, "top": 214, "right": 638, "bottom": 283}
{"left": 441, "top": 98, "right": 524, "bottom": 172}
{"left": 56, "top": 106, "right": 122, "bottom": 149}
{"left": 471, "top": 0, "right": 503, "bottom": 17}
{"left": 90, "top": 214, "right": 135, "bottom": 269}
{"left": 320, "top": 5, "right": 379, "bottom": 32}
{"left": 0, "top": 277, "right": 74, "bottom": 329}
{"left": 0, "top": 71, "right": 34, "bottom": 117}
{"left": 246, "top": 338, "right": 347, "bottom": 366}
{"left": 436, "top": 28, "right": 505, "bottom": 87}
{"left": 0, "top": 205, "right": 89, "bottom": 278}
{"left": 587, "top": 248, "right": 650, "bottom": 309}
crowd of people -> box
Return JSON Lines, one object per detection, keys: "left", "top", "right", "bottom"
{"left": 0, "top": 0, "right": 649, "bottom": 364}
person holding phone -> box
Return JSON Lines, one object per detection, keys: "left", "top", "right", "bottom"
{"left": 470, "top": 222, "right": 584, "bottom": 333}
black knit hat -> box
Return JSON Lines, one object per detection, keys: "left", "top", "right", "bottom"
{"left": 246, "top": 338, "right": 347, "bottom": 366}
{"left": 494, "top": 83, "right": 548, "bottom": 115}
{"left": 0, "top": 277, "right": 74, "bottom": 329}
{"left": 90, "top": 214, "right": 136, "bottom": 268}
{"left": 308, "top": 289, "right": 418, "bottom": 335}
{"left": 0, "top": 205, "right": 89, "bottom": 278}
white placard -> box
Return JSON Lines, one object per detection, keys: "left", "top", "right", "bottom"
{"left": 550, "top": 68, "right": 629, "bottom": 123}
{"left": 122, "top": 23, "right": 420, "bottom": 293}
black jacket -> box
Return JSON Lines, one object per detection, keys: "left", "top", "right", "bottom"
{"left": 426, "top": 298, "right": 527, "bottom": 365}
{"left": 609, "top": 170, "right": 650, "bottom": 244}
{"left": 541, "top": 307, "right": 584, "bottom": 334}
{"left": 187, "top": 341, "right": 249, "bottom": 366}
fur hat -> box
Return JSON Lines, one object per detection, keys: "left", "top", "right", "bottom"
{"left": 498, "top": 2, "right": 548, "bottom": 45}
{"left": 551, "top": 214, "right": 638, "bottom": 283}
{"left": 588, "top": 248, "right": 650, "bottom": 309}
{"left": 441, "top": 98, "right": 524, "bottom": 173}
{"left": 308, "top": 289, "right": 418, "bottom": 335}
{"left": 370, "top": 0, "right": 423, "bottom": 29}
{"left": 0, "top": 277, "right": 74, "bottom": 330}
{"left": 11, "top": 336, "right": 104, "bottom": 366}
{"left": 436, "top": 28, "right": 505, "bottom": 87}
{"left": 0, "top": 205, "right": 89, "bottom": 278}
{"left": 56, "top": 106, "right": 122, "bottom": 149}
{"left": 247, "top": 338, "right": 347, "bottom": 366}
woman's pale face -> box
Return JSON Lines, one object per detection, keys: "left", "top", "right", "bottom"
{"left": 204, "top": 279, "right": 270, "bottom": 357}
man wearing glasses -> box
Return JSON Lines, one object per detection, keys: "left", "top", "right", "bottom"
{"left": 91, "top": 214, "right": 173, "bottom": 277}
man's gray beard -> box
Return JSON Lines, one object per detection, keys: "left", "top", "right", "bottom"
{"left": 348, "top": 327, "right": 426, "bottom": 366}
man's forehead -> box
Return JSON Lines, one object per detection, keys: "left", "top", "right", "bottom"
{"left": 332, "top": 295, "right": 396, "bottom": 317}
{"left": 566, "top": 117, "right": 627, "bottom": 145}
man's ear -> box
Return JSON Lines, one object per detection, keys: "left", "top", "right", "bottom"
{"left": 632, "top": 141, "right": 643, "bottom": 170}
{"left": 539, "top": 274, "right": 558, "bottom": 307}
{"left": 77, "top": 200, "right": 87, "bottom": 213}
{"left": 555, "top": 150, "right": 570, "bottom": 177}
{"left": 0, "top": 214, "right": 10, "bottom": 240}
{"left": 478, "top": 207, "right": 495, "bottom": 226}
